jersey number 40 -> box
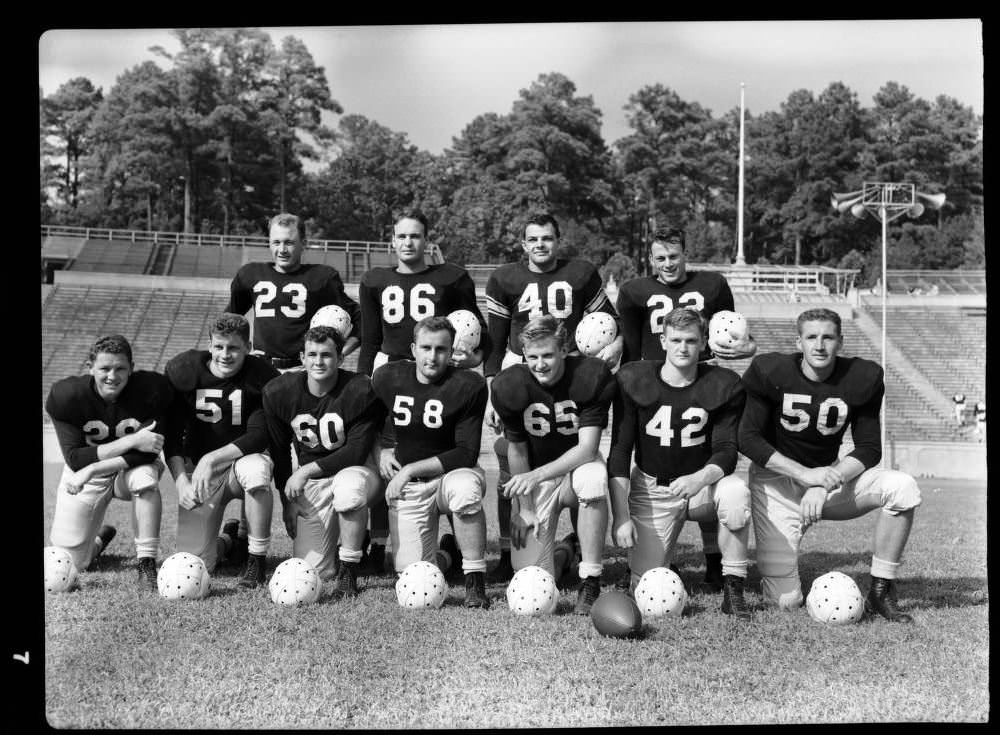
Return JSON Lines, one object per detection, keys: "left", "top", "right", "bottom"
{"left": 518, "top": 282, "right": 573, "bottom": 319}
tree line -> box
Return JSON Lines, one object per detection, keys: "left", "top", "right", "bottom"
{"left": 40, "top": 28, "right": 983, "bottom": 285}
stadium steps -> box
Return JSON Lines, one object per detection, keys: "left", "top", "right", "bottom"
{"left": 69, "top": 239, "right": 156, "bottom": 274}
{"left": 147, "top": 242, "right": 175, "bottom": 275}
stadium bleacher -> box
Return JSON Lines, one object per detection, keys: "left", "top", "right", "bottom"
{"left": 69, "top": 239, "right": 156, "bottom": 274}
{"left": 168, "top": 244, "right": 246, "bottom": 278}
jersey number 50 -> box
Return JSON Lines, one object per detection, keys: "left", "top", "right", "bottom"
{"left": 780, "top": 394, "right": 849, "bottom": 436}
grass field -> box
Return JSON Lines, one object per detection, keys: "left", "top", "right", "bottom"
{"left": 41, "top": 459, "right": 988, "bottom": 727}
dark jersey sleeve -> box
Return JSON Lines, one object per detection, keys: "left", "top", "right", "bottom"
{"left": 705, "top": 382, "right": 745, "bottom": 475}
{"left": 615, "top": 282, "right": 644, "bottom": 365}
{"left": 225, "top": 268, "right": 252, "bottom": 316}
{"left": 607, "top": 381, "right": 638, "bottom": 480}
{"left": 312, "top": 379, "right": 384, "bottom": 478}
{"left": 232, "top": 408, "right": 269, "bottom": 456}
{"left": 263, "top": 385, "right": 294, "bottom": 494}
{"left": 437, "top": 378, "right": 487, "bottom": 473}
{"left": 737, "top": 358, "right": 779, "bottom": 467}
{"left": 490, "top": 368, "right": 529, "bottom": 444}
{"left": 846, "top": 380, "right": 884, "bottom": 469}
{"left": 356, "top": 275, "right": 382, "bottom": 377}
{"left": 324, "top": 268, "right": 362, "bottom": 341}
{"left": 484, "top": 271, "right": 512, "bottom": 378}
{"left": 49, "top": 417, "right": 99, "bottom": 472}
{"left": 575, "top": 360, "right": 617, "bottom": 430}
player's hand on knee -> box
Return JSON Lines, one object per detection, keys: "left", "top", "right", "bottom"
{"left": 510, "top": 514, "right": 534, "bottom": 549}
{"left": 176, "top": 475, "right": 199, "bottom": 510}
{"left": 385, "top": 471, "right": 410, "bottom": 502}
{"left": 799, "top": 466, "right": 842, "bottom": 491}
{"left": 379, "top": 449, "right": 401, "bottom": 481}
{"left": 503, "top": 471, "right": 540, "bottom": 497}
{"left": 65, "top": 467, "right": 90, "bottom": 495}
{"left": 800, "top": 486, "right": 827, "bottom": 529}
{"left": 285, "top": 471, "right": 308, "bottom": 500}
{"left": 613, "top": 518, "right": 637, "bottom": 548}
{"left": 667, "top": 474, "right": 703, "bottom": 499}
{"left": 131, "top": 420, "right": 164, "bottom": 454}
{"left": 190, "top": 459, "right": 214, "bottom": 503}
{"left": 485, "top": 407, "right": 502, "bottom": 434}
{"left": 281, "top": 502, "right": 303, "bottom": 539}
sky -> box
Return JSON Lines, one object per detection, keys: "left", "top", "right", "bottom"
{"left": 38, "top": 21, "right": 983, "bottom": 157}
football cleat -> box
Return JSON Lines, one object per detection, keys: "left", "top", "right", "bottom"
{"left": 615, "top": 565, "right": 632, "bottom": 593}
{"left": 331, "top": 561, "right": 360, "bottom": 601}
{"left": 574, "top": 575, "right": 602, "bottom": 615}
{"left": 865, "top": 577, "right": 912, "bottom": 623}
{"left": 721, "top": 575, "right": 752, "bottom": 620}
{"left": 94, "top": 525, "right": 117, "bottom": 563}
{"left": 222, "top": 520, "right": 247, "bottom": 567}
{"left": 438, "top": 533, "right": 463, "bottom": 582}
{"left": 238, "top": 553, "right": 267, "bottom": 589}
{"left": 137, "top": 557, "right": 158, "bottom": 592}
{"left": 488, "top": 552, "right": 515, "bottom": 584}
{"left": 463, "top": 572, "right": 490, "bottom": 609}
{"left": 700, "top": 553, "right": 724, "bottom": 593}
{"left": 361, "top": 542, "right": 387, "bottom": 576}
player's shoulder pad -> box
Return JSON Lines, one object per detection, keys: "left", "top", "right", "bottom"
{"left": 567, "top": 355, "right": 614, "bottom": 404}
{"left": 438, "top": 262, "right": 470, "bottom": 282}
{"left": 46, "top": 375, "right": 90, "bottom": 416}
{"left": 243, "top": 354, "right": 281, "bottom": 386}
{"left": 615, "top": 361, "right": 662, "bottom": 407}
{"left": 491, "top": 364, "right": 532, "bottom": 412}
{"left": 262, "top": 369, "right": 300, "bottom": 399}
{"left": 694, "top": 363, "right": 743, "bottom": 411}
{"left": 164, "top": 349, "right": 209, "bottom": 392}
{"left": 450, "top": 366, "right": 487, "bottom": 391}
{"left": 372, "top": 360, "right": 411, "bottom": 391}
{"left": 742, "top": 352, "right": 793, "bottom": 392}
{"left": 837, "top": 356, "right": 884, "bottom": 404}
{"left": 130, "top": 370, "right": 174, "bottom": 406}
{"left": 361, "top": 265, "right": 392, "bottom": 287}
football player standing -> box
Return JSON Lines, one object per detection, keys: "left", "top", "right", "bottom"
{"left": 738, "top": 308, "right": 921, "bottom": 622}
{"left": 614, "top": 228, "right": 757, "bottom": 594}
{"left": 491, "top": 315, "right": 618, "bottom": 614}
{"left": 371, "top": 316, "right": 491, "bottom": 608}
{"left": 608, "top": 308, "right": 752, "bottom": 619}
{"left": 45, "top": 335, "right": 173, "bottom": 590}
{"left": 357, "top": 209, "right": 490, "bottom": 573}
{"left": 262, "top": 326, "right": 387, "bottom": 599}
{"left": 163, "top": 314, "right": 279, "bottom": 589}
{"left": 484, "top": 211, "right": 623, "bottom": 582}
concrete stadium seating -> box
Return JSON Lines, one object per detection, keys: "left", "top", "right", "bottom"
{"left": 168, "top": 244, "right": 246, "bottom": 278}
{"left": 69, "top": 239, "right": 155, "bottom": 274}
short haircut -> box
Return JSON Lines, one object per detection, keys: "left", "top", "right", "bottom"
{"left": 650, "top": 227, "right": 686, "bottom": 251}
{"left": 268, "top": 212, "right": 306, "bottom": 243}
{"left": 662, "top": 307, "right": 706, "bottom": 338}
{"left": 519, "top": 314, "right": 568, "bottom": 351}
{"left": 209, "top": 313, "right": 251, "bottom": 344}
{"left": 89, "top": 334, "right": 133, "bottom": 364}
{"left": 303, "top": 325, "right": 345, "bottom": 353}
{"left": 414, "top": 315, "right": 456, "bottom": 343}
{"left": 394, "top": 208, "right": 429, "bottom": 236}
{"left": 523, "top": 211, "right": 561, "bottom": 240}
{"left": 796, "top": 308, "right": 842, "bottom": 337}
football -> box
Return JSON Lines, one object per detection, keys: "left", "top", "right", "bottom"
{"left": 269, "top": 557, "right": 322, "bottom": 606}
{"left": 633, "top": 566, "right": 688, "bottom": 619}
{"left": 708, "top": 310, "right": 749, "bottom": 352}
{"left": 44, "top": 546, "right": 79, "bottom": 594}
{"left": 157, "top": 552, "right": 211, "bottom": 601}
{"left": 447, "top": 309, "right": 482, "bottom": 356}
{"left": 574, "top": 312, "right": 618, "bottom": 357}
{"left": 805, "top": 571, "right": 866, "bottom": 625}
{"left": 309, "top": 304, "right": 353, "bottom": 341}
{"left": 506, "top": 565, "right": 559, "bottom": 615}
{"left": 590, "top": 590, "right": 643, "bottom": 638}
{"left": 395, "top": 561, "right": 448, "bottom": 609}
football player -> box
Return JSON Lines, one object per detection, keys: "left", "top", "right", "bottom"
{"left": 608, "top": 308, "right": 752, "bottom": 619}
{"left": 372, "top": 316, "right": 491, "bottom": 608}
{"left": 484, "top": 211, "right": 623, "bottom": 582}
{"left": 738, "top": 308, "right": 922, "bottom": 622}
{"left": 357, "top": 209, "right": 491, "bottom": 573}
{"left": 614, "top": 228, "right": 757, "bottom": 594}
{"left": 952, "top": 392, "right": 966, "bottom": 427}
{"left": 973, "top": 400, "right": 985, "bottom": 442}
{"left": 226, "top": 212, "right": 361, "bottom": 372}
{"left": 263, "top": 325, "right": 387, "bottom": 599}
{"left": 163, "top": 313, "right": 279, "bottom": 588}
{"left": 491, "top": 315, "right": 617, "bottom": 614}
{"left": 45, "top": 335, "right": 173, "bottom": 591}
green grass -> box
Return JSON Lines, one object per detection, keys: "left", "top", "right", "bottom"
{"left": 42, "top": 466, "right": 988, "bottom": 727}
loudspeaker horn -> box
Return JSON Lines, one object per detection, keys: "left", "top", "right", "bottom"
{"left": 831, "top": 189, "right": 864, "bottom": 213}
{"left": 917, "top": 191, "right": 946, "bottom": 209}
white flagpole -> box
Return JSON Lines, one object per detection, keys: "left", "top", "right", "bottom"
{"left": 736, "top": 82, "right": 747, "bottom": 265}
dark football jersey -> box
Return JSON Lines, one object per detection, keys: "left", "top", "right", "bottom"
{"left": 484, "top": 259, "right": 616, "bottom": 376}
{"left": 262, "top": 368, "right": 385, "bottom": 491}
{"left": 372, "top": 361, "right": 487, "bottom": 472}
{"left": 616, "top": 271, "right": 734, "bottom": 363}
{"left": 738, "top": 352, "right": 884, "bottom": 470}
{"left": 491, "top": 355, "right": 616, "bottom": 467}
{"left": 357, "top": 263, "right": 489, "bottom": 376}
{"left": 163, "top": 350, "right": 279, "bottom": 462}
{"left": 45, "top": 371, "right": 174, "bottom": 471}
{"left": 226, "top": 262, "right": 361, "bottom": 360}
{"left": 608, "top": 361, "right": 744, "bottom": 484}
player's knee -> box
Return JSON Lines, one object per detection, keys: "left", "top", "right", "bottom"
{"left": 715, "top": 476, "right": 751, "bottom": 531}
{"left": 763, "top": 575, "right": 804, "bottom": 610}
{"left": 234, "top": 453, "right": 273, "bottom": 494}
{"left": 331, "top": 467, "right": 376, "bottom": 513}
{"left": 124, "top": 464, "right": 161, "bottom": 496}
{"left": 571, "top": 461, "right": 608, "bottom": 505}
{"left": 879, "top": 470, "right": 922, "bottom": 514}
{"left": 442, "top": 469, "right": 484, "bottom": 516}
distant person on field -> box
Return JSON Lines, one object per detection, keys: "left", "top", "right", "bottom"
{"left": 953, "top": 392, "right": 967, "bottom": 427}
{"left": 45, "top": 335, "right": 173, "bottom": 591}
{"left": 163, "top": 313, "right": 279, "bottom": 589}
{"left": 739, "top": 308, "right": 921, "bottom": 623}
{"left": 974, "top": 401, "right": 986, "bottom": 442}
{"left": 371, "top": 316, "right": 491, "bottom": 608}
{"left": 262, "top": 326, "right": 387, "bottom": 599}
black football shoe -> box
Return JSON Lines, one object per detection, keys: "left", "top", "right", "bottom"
{"left": 574, "top": 575, "right": 602, "bottom": 615}
{"left": 439, "top": 533, "right": 463, "bottom": 583}
{"left": 720, "top": 574, "right": 752, "bottom": 620}
{"left": 700, "top": 552, "right": 724, "bottom": 593}
{"left": 463, "top": 572, "right": 490, "bottom": 609}
{"left": 238, "top": 553, "right": 266, "bottom": 589}
{"left": 330, "top": 561, "right": 360, "bottom": 601}
{"left": 90, "top": 525, "right": 117, "bottom": 569}
{"left": 865, "top": 576, "right": 913, "bottom": 623}
{"left": 488, "top": 551, "right": 515, "bottom": 584}
{"left": 137, "top": 557, "right": 158, "bottom": 592}
{"left": 615, "top": 565, "right": 632, "bottom": 593}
